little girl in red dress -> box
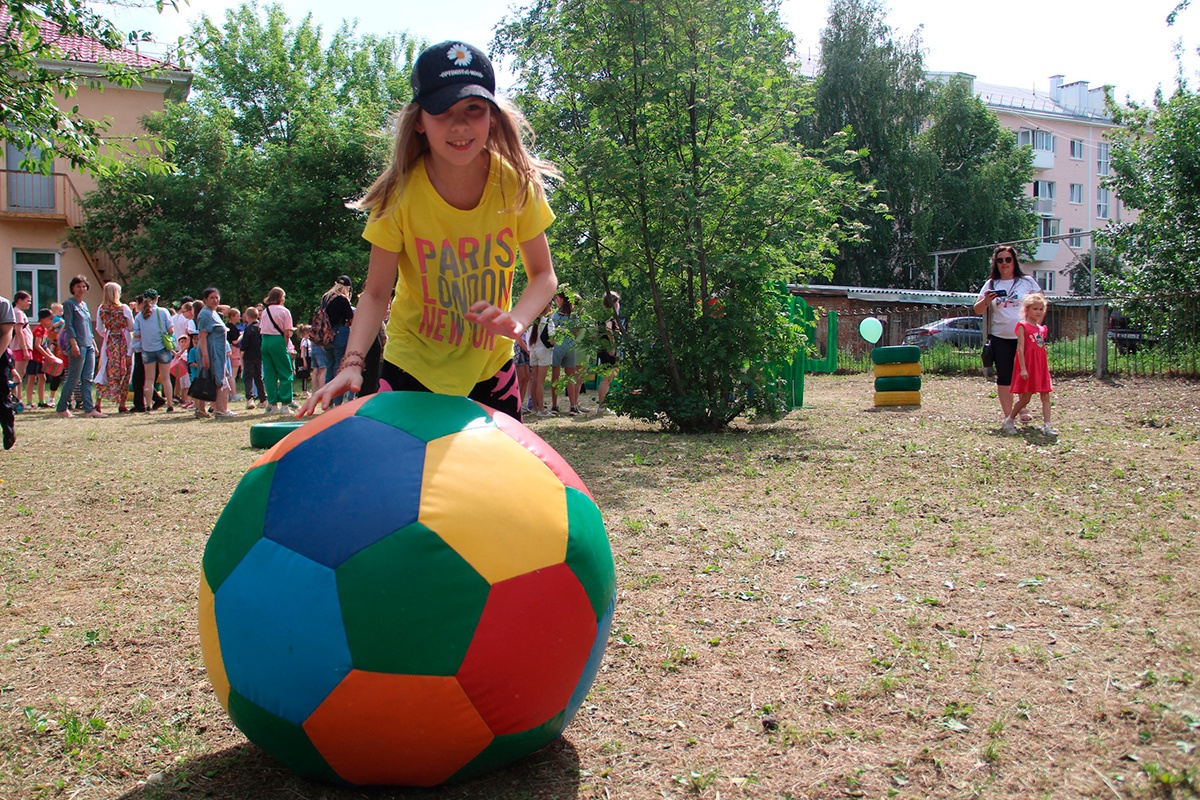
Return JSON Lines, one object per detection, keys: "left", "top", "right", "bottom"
{"left": 1005, "top": 293, "right": 1055, "bottom": 436}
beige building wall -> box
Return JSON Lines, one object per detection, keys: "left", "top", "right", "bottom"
{"left": 2, "top": 64, "right": 189, "bottom": 311}
{"left": 975, "top": 76, "right": 1130, "bottom": 296}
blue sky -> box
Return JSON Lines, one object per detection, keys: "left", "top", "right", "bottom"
{"left": 107, "top": 0, "right": 1200, "bottom": 105}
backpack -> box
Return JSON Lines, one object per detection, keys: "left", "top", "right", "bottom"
{"left": 310, "top": 301, "right": 335, "bottom": 347}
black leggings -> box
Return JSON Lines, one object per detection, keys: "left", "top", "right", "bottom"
{"left": 991, "top": 336, "right": 1018, "bottom": 387}
{"left": 379, "top": 359, "right": 522, "bottom": 421}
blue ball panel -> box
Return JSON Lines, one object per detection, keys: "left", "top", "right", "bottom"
{"left": 216, "top": 539, "right": 352, "bottom": 725}
{"left": 561, "top": 595, "right": 615, "bottom": 729}
{"left": 264, "top": 416, "right": 425, "bottom": 568}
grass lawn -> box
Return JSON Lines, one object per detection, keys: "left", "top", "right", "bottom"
{"left": 2, "top": 375, "right": 1198, "bottom": 799}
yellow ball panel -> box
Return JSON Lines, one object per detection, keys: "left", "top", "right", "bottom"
{"left": 420, "top": 427, "right": 568, "bottom": 584}
{"left": 197, "top": 569, "right": 230, "bottom": 711}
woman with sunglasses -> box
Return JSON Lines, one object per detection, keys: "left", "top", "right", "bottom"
{"left": 974, "top": 246, "right": 1041, "bottom": 432}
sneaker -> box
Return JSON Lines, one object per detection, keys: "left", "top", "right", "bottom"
{"left": 550, "top": 406, "right": 560, "bottom": 416}
{"left": 37, "top": 402, "right": 51, "bottom": 408}
{"left": 1001, "top": 418, "right": 1018, "bottom": 435}
{"left": 246, "top": 401, "right": 257, "bottom": 410}
{"left": 285, "top": 404, "right": 299, "bottom": 413}
{"left": 215, "top": 410, "right": 238, "bottom": 418}
{"left": 229, "top": 394, "right": 242, "bottom": 402}
{"left": 165, "top": 406, "right": 174, "bottom": 413}
{"left": 263, "top": 404, "right": 277, "bottom": 415}
{"left": 1043, "top": 424, "right": 1057, "bottom": 436}
{"left": 569, "top": 406, "right": 580, "bottom": 416}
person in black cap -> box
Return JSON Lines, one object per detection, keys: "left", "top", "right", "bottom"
{"left": 298, "top": 41, "right": 560, "bottom": 422}
{"left": 318, "top": 275, "right": 355, "bottom": 405}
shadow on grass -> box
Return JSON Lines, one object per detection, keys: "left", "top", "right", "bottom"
{"left": 118, "top": 738, "right": 582, "bottom": 800}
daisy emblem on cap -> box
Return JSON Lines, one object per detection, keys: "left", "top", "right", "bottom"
{"left": 447, "top": 43, "right": 473, "bottom": 66}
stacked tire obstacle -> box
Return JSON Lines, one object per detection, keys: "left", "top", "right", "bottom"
{"left": 871, "top": 345, "right": 922, "bottom": 407}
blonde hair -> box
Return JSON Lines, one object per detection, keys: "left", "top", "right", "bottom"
{"left": 103, "top": 281, "right": 121, "bottom": 306}
{"left": 322, "top": 282, "right": 353, "bottom": 305}
{"left": 1020, "top": 292, "right": 1048, "bottom": 320}
{"left": 264, "top": 286, "right": 286, "bottom": 306}
{"left": 351, "top": 98, "right": 559, "bottom": 218}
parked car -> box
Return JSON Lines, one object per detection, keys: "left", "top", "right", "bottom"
{"left": 1108, "top": 312, "right": 1156, "bottom": 354}
{"left": 903, "top": 316, "right": 984, "bottom": 350}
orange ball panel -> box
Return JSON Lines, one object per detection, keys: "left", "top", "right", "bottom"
{"left": 303, "top": 671, "right": 494, "bottom": 786}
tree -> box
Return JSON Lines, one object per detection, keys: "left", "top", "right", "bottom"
{"left": 1, "top": 0, "right": 184, "bottom": 176}
{"left": 808, "top": 0, "right": 927, "bottom": 287}
{"left": 71, "top": 3, "right": 416, "bottom": 312}
{"left": 1101, "top": 85, "right": 1200, "bottom": 297}
{"left": 1066, "top": 247, "right": 1124, "bottom": 296}
{"left": 907, "top": 76, "right": 1035, "bottom": 291}
{"left": 496, "top": 0, "right": 871, "bottom": 432}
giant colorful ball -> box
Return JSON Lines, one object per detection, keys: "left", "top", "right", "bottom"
{"left": 198, "top": 392, "right": 615, "bottom": 786}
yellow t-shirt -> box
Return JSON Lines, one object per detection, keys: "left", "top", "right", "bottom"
{"left": 362, "top": 153, "right": 555, "bottom": 395}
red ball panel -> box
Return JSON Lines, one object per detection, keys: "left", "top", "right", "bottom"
{"left": 456, "top": 563, "right": 597, "bottom": 735}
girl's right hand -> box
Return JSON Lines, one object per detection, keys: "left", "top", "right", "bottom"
{"left": 1020, "top": 368, "right": 1028, "bottom": 379}
{"left": 296, "top": 368, "right": 361, "bottom": 417}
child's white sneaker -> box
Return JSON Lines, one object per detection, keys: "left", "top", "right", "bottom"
{"left": 1001, "top": 417, "right": 1018, "bottom": 435}
{"left": 1042, "top": 424, "right": 1057, "bottom": 436}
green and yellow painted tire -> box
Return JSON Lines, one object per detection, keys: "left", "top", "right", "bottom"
{"left": 870, "top": 345, "right": 922, "bottom": 365}
{"left": 873, "top": 390, "right": 922, "bottom": 407}
{"left": 874, "top": 376, "right": 922, "bottom": 393}
{"left": 873, "top": 361, "right": 922, "bottom": 378}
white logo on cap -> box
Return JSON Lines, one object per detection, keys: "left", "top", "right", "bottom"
{"left": 447, "top": 43, "right": 473, "bottom": 67}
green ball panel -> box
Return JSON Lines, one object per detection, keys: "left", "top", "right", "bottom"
{"left": 354, "top": 392, "right": 493, "bottom": 443}
{"left": 563, "top": 487, "right": 616, "bottom": 619}
{"left": 871, "top": 345, "right": 922, "bottom": 364}
{"left": 874, "top": 376, "right": 922, "bottom": 392}
{"left": 227, "top": 687, "right": 342, "bottom": 785}
{"left": 448, "top": 710, "right": 566, "bottom": 783}
{"left": 336, "top": 522, "right": 490, "bottom": 675}
{"left": 203, "top": 461, "right": 276, "bottom": 593}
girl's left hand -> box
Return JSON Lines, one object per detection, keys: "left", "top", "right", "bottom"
{"left": 466, "top": 301, "right": 524, "bottom": 340}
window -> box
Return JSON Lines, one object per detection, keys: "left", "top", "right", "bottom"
{"left": 13, "top": 251, "right": 59, "bottom": 313}
{"left": 1097, "top": 187, "right": 1110, "bottom": 218}
{"left": 1040, "top": 217, "right": 1060, "bottom": 242}
{"left": 1032, "top": 180, "right": 1055, "bottom": 213}
{"left": 1097, "top": 142, "right": 1110, "bottom": 175}
{"left": 1069, "top": 183, "right": 1084, "bottom": 204}
{"left": 1019, "top": 129, "right": 1055, "bottom": 152}
{"left": 1033, "top": 270, "right": 1056, "bottom": 293}
{"left": 1068, "top": 227, "right": 1084, "bottom": 248}
{"left": 1070, "top": 139, "right": 1085, "bottom": 159}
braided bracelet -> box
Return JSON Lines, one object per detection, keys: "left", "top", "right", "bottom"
{"left": 339, "top": 351, "right": 366, "bottom": 372}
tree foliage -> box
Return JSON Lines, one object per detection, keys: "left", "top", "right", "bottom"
{"left": 1, "top": 0, "right": 184, "bottom": 176}
{"left": 809, "top": 0, "right": 1034, "bottom": 289}
{"left": 808, "top": 0, "right": 926, "bottom": 287}
{"left": 496, "top": 0, "right": 871, "bottom": 432}
{"left": 71, "top": 3, "right": 417, "bottom": 312}
{"left": 1101, "top": 85, "right": 1200, "bottom": 297}
{"left": 908, "top": 77, "right": 1035, "bottom": 291}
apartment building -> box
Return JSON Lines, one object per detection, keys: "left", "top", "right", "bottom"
{"left": 974, "top": 75, "right": 1127, "bottom": 296}
{"left": 1, "top": 9, "right": 190, "bottom": 309}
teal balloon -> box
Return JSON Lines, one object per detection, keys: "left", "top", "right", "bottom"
{"left": 859, "top": 317, "right": 883, "bottom": 344}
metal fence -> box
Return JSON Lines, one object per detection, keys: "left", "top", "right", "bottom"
{"left": 830, "top": 292, "right": 1200, "bottom": 379}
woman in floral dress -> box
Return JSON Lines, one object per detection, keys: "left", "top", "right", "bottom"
{"left": 95, "top": 281, "right": 133, "bottom": 413}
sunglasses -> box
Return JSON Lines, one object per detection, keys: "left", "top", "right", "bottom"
{"left": 996, "top": 256, "right": 1014, "bottom": 264}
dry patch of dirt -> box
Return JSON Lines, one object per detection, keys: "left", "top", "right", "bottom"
{"left": 1, "top": 375, "right": 1197, "bottom": 799}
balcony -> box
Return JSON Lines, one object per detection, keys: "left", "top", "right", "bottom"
{"left": 1032, "top": 241, "right": 1059, "bottom": 262}
{"left": 1, "top": 170, "right": 80, "bottom": 223}
{"left": 1032, "top": 196, "right": 1055, "bottom": 214}
{"left": 1032, "top": 150, "right": 1055, "bottom": 170}
{"left": 1, "top": 169, "right": 114, "bottom": 277}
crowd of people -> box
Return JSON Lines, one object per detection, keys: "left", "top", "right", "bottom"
{"left": 0, "top": 269, "right": 624, "bottom": 449}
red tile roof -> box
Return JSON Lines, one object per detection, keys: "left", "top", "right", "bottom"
{"left": 1, "top": 7, "right": 177, "bottom": 69}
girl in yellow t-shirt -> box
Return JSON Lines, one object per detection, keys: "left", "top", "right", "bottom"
{"left": 298, "top": 41, "right": 559, "bottom": 421}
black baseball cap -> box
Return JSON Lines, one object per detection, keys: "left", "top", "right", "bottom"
{"left": 335, "top": 275, "right": 353, "bottom": 287}
{"left": 411, "top": 41, "right": 496, "bottom": 115}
